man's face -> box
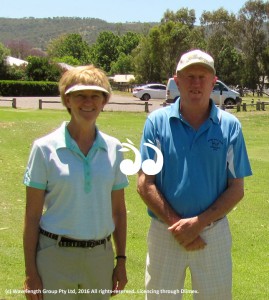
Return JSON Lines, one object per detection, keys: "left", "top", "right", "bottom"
{"left": 174, "top": 65, "right": 216, "bottom": 106}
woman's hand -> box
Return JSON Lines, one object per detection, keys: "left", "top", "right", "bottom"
{"left": 111, "top": 259, "right": 128, "bottom": 296}
{"left": 24, "top": 273, "right": 43, "bottom": 300}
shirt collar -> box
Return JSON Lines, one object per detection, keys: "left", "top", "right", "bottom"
{"left": 54, "top": 122, "right": 108, "bottom": 152}
{"left": 169, "top": 98, "right": 222, "bottom": 124}
{"left": 209, "top": 100, "right": 222, "bottom": 124}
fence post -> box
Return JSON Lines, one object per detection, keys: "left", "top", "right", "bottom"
{"left": 12, "top": 98, "right": 16, "bottom": 109}
{"left": 144, "top": 101, "right": 149, "bottom": 113}
{"left": 256, "top": 101, "right": 261, "bottom": 111}
{"left": 39, "top": 99, "right": 42, "bottom": 110}
{"left": 261, "top": 102, "right": 265, "bottom": 111}
{"left": 237, "top": 103, "right": 241, "bottom": 112}
{"left": 243, "top": 103, "right": 247, "bottom": 112}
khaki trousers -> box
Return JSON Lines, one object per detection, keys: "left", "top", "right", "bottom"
{"left": 37, "top": 234, "right": 114, "bottom": 300}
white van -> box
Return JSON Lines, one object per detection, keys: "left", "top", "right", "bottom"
{"left": 166, "top": 78, "right": 242, "bottom": 106}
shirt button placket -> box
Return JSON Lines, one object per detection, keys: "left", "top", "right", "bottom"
{"left": 84, "top": 160, "right": 91, "bottom": 193}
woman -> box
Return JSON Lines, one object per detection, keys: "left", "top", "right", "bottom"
{"left": 23, "top": 65, "right": 128, "bottom": 300}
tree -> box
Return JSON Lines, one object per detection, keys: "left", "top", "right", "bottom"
{"left": 236, "top": 0, "right": 269, "bottom": 90}
{"left": 132, "top": 36, "right": 153, "bottom": 83}
{"left": 260, "top": 44, "right": 269, "bottom": 92}
{"left": 187, "top": 26, "right": 207, "bottom": 50}
{"left": 160, "top": 21, "right": 192, "bottom": 78}
{"left": 133, "top": 8, "right": 205, "bottom": 83}
{"left": 26, "top": 56, "right": 61, "bottom": 81}
{"left": 5, "top": 39, "right": 33, "bottom": 59}
{"left": 109, "top": 32, "right": 140, "bottom": 75}
{"left": 216, "top": 46, "right": 243, "bottom": 85}
{"left": 0, "top": 43, "right": 10, "bottom": 79}
{"left": 5, "top": 64, "right": 28, "bottom": 80}
{"left": 52, "top": 55, "right": 81, "bottom": 66}
{"left": 118, "top": 32, "right": 140, "bottom": 56}
{"left": 200, "top": 8, "right": 241, "bottom": 84}
{"left": 90, "top": 31, "right": 120, "bottom": 73}
{"left": 148, "top": 26, "right": 165, "bottom": 82}
{"left": 29, "top": 48, "right": 46, "bottom": 57}
{"left": 134, "top": 20, "right": 194, "bottom": 82}
{"left": 110, "top": 53, "right": 133, "bottom": 75}
{"left": 47, "top": 33, "right": 91, "bottom": 65}
{"left": 161, "top": 8, "right": 196, "bottom": 29}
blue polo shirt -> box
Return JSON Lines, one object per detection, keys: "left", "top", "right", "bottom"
{"left": 24, "top": 122, "right": 129, "bottom": 240}
{"left": 140, "top": 99, "right": 252, "bottom": 218}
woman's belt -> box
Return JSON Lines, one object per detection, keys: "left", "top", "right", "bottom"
{"left": 40, "top": 228, "right": 111, "bottom": 248}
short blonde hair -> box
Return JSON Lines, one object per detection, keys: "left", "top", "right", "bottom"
{"left": 59, "top": 65, "right": 112, "bottom": 112}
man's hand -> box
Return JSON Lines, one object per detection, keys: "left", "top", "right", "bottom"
{"left": 168, "top": 217, "right": 206, "bottom": 251}
{"left": 183, "top": 236, "right": 207, "bottom": 251}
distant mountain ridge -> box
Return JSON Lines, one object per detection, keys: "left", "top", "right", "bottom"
{"left": 0, "top": 17, "right": 157, "bottom": 50}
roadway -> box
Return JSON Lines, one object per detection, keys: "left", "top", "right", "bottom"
{"left": 0, "top": 94, "right": 167, "bottom": 113}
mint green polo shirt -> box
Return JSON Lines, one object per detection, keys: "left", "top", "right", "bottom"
{"left": 24, "top": 122, "right": 129, "bottom": 240}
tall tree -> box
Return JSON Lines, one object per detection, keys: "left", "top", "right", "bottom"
{"left": 160, "top": 21, "right": 192, "bottom": 78}
{"left": 148, "top": 26, "right": 165, "bottom": 82}
{"left": 236, "top": 0, "right": 269, "bottom": 90}
{"left": 161, "top": 8, "right": 196, "bottom": 29}
{"left": 133, "top": 25, "right": 170, "bottom": 83}
{"left": 133, "top": 8, "right": 203, "bottom": 82}
{"left": 133, "top": 36, "right": 153, "bottom": 83}
{"left": 200, "top": 8, "right": 241, "bottom": 84}
{"left": 133, "top": 20, "right": 193, "bottom": 83}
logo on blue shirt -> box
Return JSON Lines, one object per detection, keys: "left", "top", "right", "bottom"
{"left": 208, "top": 138, "right": 223, "bottom": 151}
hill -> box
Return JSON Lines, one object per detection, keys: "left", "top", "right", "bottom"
{"left": 0, "top": 17, "right": 157, "bottom": 50}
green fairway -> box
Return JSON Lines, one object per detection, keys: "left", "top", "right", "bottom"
{"left": 0, "top": 107, "right": 268, "bottom": 299}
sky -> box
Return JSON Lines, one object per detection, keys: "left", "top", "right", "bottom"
{"left": 1, "top": 0, "right": 249, "bottom": 23}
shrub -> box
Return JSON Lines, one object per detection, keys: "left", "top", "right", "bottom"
{"left": 0, "top": 80, "right": 59, "bottom": 96}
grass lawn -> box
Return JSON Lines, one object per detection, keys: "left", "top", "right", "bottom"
{"left": 0, "top": 107, "right": 268, "bottom": 299}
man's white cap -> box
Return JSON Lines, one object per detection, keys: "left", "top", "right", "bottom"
{"left": 176, "top": 49, "right": 215, "bottom": 74}
{"left": 65, "top": 84, "right": 110, "bottom": 95}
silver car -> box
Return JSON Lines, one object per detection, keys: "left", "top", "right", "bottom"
{"left": 133, "top": 83, "right": 166, "bottom": 101}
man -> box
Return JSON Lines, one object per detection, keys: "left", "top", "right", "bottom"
{"left": 137, "top": 49, "right": 252, "bottom": 300}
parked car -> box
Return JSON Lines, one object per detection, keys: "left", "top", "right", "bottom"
{"left": 133, "top": 83, "right": 166, "bottom": 101}
{"left": 166, "top": 78, "right": 242, "bottom": 106}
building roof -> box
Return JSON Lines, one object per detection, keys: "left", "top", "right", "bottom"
{"left": 5, "top": 56, "right": 28, "bottom": 66}
{"left": 57, "top": 62, "right": 74, "bottom": 70}
{"left": 111, "top": 74, "right": 135, "bottom": 83}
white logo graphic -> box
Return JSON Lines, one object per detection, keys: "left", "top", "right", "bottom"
{"left": 119, "top": 139, "right": 142, "bottom": 175}
{"left": 119, "top": 139, "right": 163, "bottom": 175}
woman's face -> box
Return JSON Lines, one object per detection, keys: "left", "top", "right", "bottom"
{"left": 65, "top": 89, "right": 107, "bottom": 125}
